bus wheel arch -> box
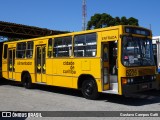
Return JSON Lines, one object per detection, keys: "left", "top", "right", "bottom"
{"left": 78, "top": 74, "right": 99, "bottom": 99}
{"left": 21, "top": 71, "right": 33, "bottom": 89}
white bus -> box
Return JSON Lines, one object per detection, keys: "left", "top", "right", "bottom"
{"left": 152, "top": 36, "right": 160, "bottom": 73}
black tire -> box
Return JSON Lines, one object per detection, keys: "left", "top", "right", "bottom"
{"left": 22, "top": 73, "right": 33, "bottom": 89}
{"left": 82, "top": 79, "right": 99, "bottom": 100}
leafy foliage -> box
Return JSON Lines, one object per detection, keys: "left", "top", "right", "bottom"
{"left": 87, "top": 13, "right": 139, "bottom": 30}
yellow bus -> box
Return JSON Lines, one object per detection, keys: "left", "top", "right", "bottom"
{"left": 2, "top": 25, "right": 156, "bottom": 99}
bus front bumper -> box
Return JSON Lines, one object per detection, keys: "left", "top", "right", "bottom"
{"left": 122, "top": 81, "right": 157, "bottom": 95}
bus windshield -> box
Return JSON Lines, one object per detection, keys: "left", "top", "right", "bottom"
{"left": 122, "top": 36, "right": 155, "bottom": 66}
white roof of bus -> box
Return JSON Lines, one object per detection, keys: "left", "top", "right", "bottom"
{"left": 152, "top": 36, "right": 160, "bottom": 44}
{"left": 153, "top": 36, "right": 160, "bottom": 39}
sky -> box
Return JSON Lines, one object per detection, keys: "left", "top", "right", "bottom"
{"left": 0, "top": 0, "right": 159, "bottom": 36}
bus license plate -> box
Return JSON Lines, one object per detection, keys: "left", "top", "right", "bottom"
{"left": 142, "top": 84, "right": 148, "bottom": 89}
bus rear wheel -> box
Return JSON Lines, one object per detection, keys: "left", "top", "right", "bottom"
{"left": 82, "top": 79, "right": 99, "bottom": 100}
{"left": 22, "top": 73, "right": 33, "bottom": 89}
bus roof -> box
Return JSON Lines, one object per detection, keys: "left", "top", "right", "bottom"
{"left": 152, "top": 36, "right": 160, "bottom": 44}
{"left": 3, "top": 25, "right": 151, "bottom": 44}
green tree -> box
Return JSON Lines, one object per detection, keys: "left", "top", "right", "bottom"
{"left": 128, "top": 17, "right": 139, "bottom": 26}
{"left": 114, "top": 17, "right": 121, "bottom": 25}
{"left": 87, "top": 13, "right": 139, "bottom": 30}
{"left": 87, "top": 13, "right": 114, "bottom": 29}
{"left": 120, "top": 16, "right": 128, "bottom": 25}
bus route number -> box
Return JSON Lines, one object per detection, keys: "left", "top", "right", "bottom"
{"left": 126, "top": 69, "right": 137, "bottom": 77}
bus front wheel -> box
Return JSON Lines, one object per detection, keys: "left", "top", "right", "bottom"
{"left": 22, "top": 73, "right": 33, "bottom": 89}
{"left": 82, "top": 79, "right": 99, "bottom": 100}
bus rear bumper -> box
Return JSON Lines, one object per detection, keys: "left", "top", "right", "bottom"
{"left": 122, "top": 81, "right": 157, "bottom": 95}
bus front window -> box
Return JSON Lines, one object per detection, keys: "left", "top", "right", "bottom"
{"left": 122, "top": 36, "right": 155, "bottom": 66}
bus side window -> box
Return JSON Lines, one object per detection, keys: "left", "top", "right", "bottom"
{"left": 74, "top": 33, "right": 97, "bottom": 57}
{"left": 16, "top": 42, "right": 26, "bottom": 58}
{"left": 53, "top": 36, "right": 72, "bottom": 57}
{"left": 3, "top": 44, "right": 8, "bottom": 59}
{"left": 26, "top": 41, "right": 33, "bottom": 58}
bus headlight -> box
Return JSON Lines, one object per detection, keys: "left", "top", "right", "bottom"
{"left": 127, "top": 79, "right": 131, "bottom": 83}
{"left": 130, "top": 78, "right": 134, "bottom": 83}
{"left": 151, "top": 76, "right": 154, "bottom": 80}
{"left": 151, "top": 75, "right": 156, "bottom": 80}
{"left": 122, "top": 77, "right": 134, "bottom": 85}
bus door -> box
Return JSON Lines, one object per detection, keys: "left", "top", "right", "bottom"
{"left": 102, "top": 43, "right": 109, "bottom": 90}
{"left": 36, "top": 45, "right": 46, "bottom": 83}
{"left": 102, "top": 42, "right": 118, "bottom": 93}
{"left": 8, "top": 48, "right": 15, "bottom": 80}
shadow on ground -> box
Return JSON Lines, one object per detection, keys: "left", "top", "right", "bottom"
{"left": 100, "top": 92, "right": 160, "bottom": 106}
{"left": 0, "top": 78, "right": 23, "bottom": 86}
{"left": 1, "top": 79, "right": 160, "bottom": 106}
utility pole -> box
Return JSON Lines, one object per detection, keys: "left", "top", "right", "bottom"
{"left": 149, "top": 24, "right": 152, "bottom": 30}
{"left": 82, "top": 0, "right": 87, "bottom": 31}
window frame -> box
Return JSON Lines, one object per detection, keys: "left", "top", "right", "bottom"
{"left": 53, "top": 36, "right": 72, "bottom": 57}
{"left": 16, "top": 42, "right": 26, "bottom": 59}
{"left": 26, "top": 41, "right": 34, "bottom": 58}
{"left": 74, "top": 33, "right": 97, "bottom": 57}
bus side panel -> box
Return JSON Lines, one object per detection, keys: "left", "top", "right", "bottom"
{"left": 52, "top": 59, "right": 73, "bottom": 88}
{"left": 46, "top": 58, "right": 53, "bottom": 85}
{"left": 72, "top": 58, "right": 102, "bottom": 91}
{"left": 15, "top": 59, "right": 35, "bottom": 82}
{"left": 15, "top": 72, "right": 21, "bottom": 82}
{"left": 30, "top": 73, "right": 35, "bottom": 83}
{"left": 118, "top": 62, "right": 126, "bottom": 95}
